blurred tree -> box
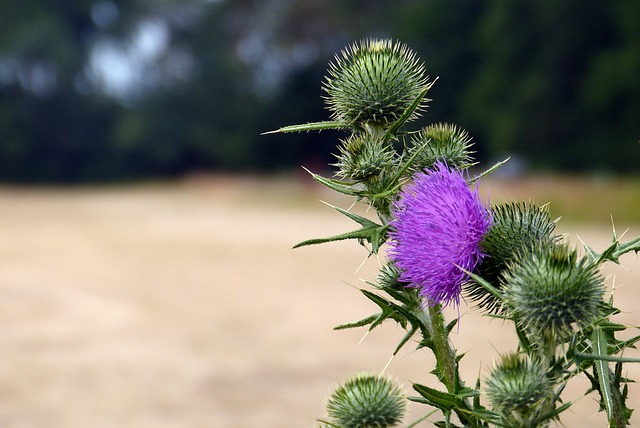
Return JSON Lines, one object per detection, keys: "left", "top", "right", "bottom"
{"left": 0, "top": 0, "right": 638, "bottom": 182}
{"left": 462, "top": 0, "right": 640, "bottom": 171}
{"left": 0, "top": 0, "right": 150, "bottom": 181}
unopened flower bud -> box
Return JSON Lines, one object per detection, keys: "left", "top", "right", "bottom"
{"left": 485, "top": 353, "right": 551, "bottom": 421}
{"left": 334, "top": 134, "right": 395, "bottom": 181}
{"left": 408, "top": 123, "right": 475, "bottom": 171}
{"left": 323, "top": 38, "right": 431, "bottom": 129}
{"left": 325, "top": 373, "right": 406, "bottom": 428}
{"left": 466, "top": 202, "right": 558, "bottom": 313}
{"left": 504, "top": 245, "right": 605, "bottom": 338}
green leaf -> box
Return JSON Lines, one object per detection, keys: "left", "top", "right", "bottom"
{"left": 586, "top": 233, "right": 640, "bottom": 265}
{"left": 599, "top": 320, "right": 628, "bottom": 333}
{"left": 303, "top": 167, "right": 360, "bottom": 196}
{"left": 594, "top": 326, "right": 614, "bottom": 420}
{"left": 411, "top": 384, "right": 462, "bottom": 411}
{"left": 513, "top": 314, "right": 533, "bottom": 354}
{"left": 462, "top": 269, "right": 507, "bottom": 306}
{"left": 392, "top": 325, "right": 419, "bottom": 356}
{"left": 334, "top": 314, "right": 379, "bottom": 330}
{"left": 613, "top": 236, "right": 640, "bottom": 261}
{"left": 617, "top": 333, "right": 640, "bottom": 350}
{"left": 293, "top": 225, "right": 386, "bottom": 250}
{"left": 357, "top": 289, "right": 433, "bottom": 356}
{"left": 599, "top": 241, "right": 621, "bottom": 265}
{"left": 574, "top": 353, "right": 640, "bottom": 364}
{"left": 293, "top": 202, "right": 388, "bottom": 253}
{"left": 536, "top": 401, "right": 573, "bottom": 425}
{"left": 360, "top": 289, "right": 410, "bottom": 329}
{"left": 446, "top": 318, "right": 459, "bottom": 335}
{"left": 468, "top": 157, "right": 510, "bottom": 184}
{"left": 262, "top": 120, "right": 348, "bottom": 134}
{"left": 383, "top": 79, "right": 437, "bottom": 140}
{"left": 455, "top": 387, "right": 481, "bottom": 400}
{"left": 332, "top": 204, "right": 381, "bottom": 229}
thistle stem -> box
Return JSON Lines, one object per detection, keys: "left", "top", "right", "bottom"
{"left": 425, "top": 305, "right": 458, "bottom": 394}
{"left": 420, "top": 305, "right": 482, "bottom": 427}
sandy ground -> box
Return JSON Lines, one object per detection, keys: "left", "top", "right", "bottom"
{"left": 0, "top": 175, "right": 639, "bottom": 427}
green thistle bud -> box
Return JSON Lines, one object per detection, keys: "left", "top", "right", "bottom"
{"left": 466, "top": 202, "right": 558, "bottom": 313}
{"left": 323, "top": 38, "right": 431, "bottom": 129}
{"left": 334, "top": 133, "right": 396, "bottom": 181}
{"left": 485, "top": 353, "right": 552, "bottom": 423}
{"left": 376, "top": 263, "right": 403, "bottom": 290}
{"left": 407, "top": 123, "right": 475, "bottom": 171}
{"left": 375, "top": 263, "right": 423, "bottom": 306}
{"left": 325, "top": 373, "right": 406, "bottom": 428}
{"left": 504, "top": 245, "right": 605, "bottom": 338}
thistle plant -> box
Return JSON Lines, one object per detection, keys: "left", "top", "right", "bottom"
{"left": 268, "top": 38, "right": 640, "bottom": 427}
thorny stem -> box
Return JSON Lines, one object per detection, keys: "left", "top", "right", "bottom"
{"left": 425, "top": 305, "right": 458, "bottom": 394}
{"left": 420, "top": 305, "right": 483, "bottom": 427}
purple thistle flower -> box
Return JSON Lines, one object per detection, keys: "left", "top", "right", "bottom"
{"left": 388, "top": 162, "right": 492, "bottom": 307}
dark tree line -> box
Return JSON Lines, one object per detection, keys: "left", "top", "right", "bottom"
{"left": 0, "top": 0, "right": 638, "bottom": 182}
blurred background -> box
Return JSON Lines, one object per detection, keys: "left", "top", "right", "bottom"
{"left": 1, "top": 1, "right": 640, "bottom": 427}
{"left": 1, "top": 0, "right": 639, "bottom": 182}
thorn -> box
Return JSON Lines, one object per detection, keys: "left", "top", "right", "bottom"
{"left": 620, "top": 227, "right": 631, "bottom": 241}
{"left": 260, "top": 129, "right": 280, "bottom": 135}
{"left": 358, "top": 329, "right": 370, "bottom": 346}
{"left": 319, "top": 199, "right": 337, "bottom": 209}
{"left": 381, "top": 353, "right": 395, "bottom": 375}
{"left": 354, "top": 254, "right": 369, "bottom": 275}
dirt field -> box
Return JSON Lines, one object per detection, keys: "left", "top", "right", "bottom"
{"left": 0, "top": 175, "right": 639, "bottom": 427}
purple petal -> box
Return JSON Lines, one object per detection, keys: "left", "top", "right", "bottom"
{"left": 388, "top": 162, "right": 492, "bottom": 307}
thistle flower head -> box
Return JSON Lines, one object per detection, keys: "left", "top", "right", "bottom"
{"left": 408, "top": 123, "right": 475, "bottom": 172}
{"left": 485, "top": 353, "right": 552, "bottom": 422}
{"left": 504, "top": 245, "right": 605, "bottom": 338}
{"left": 388, "top": 162, "right": 492, "bottom": 307}
{"left": 323, "top": 38, "right": 431, "bottom": 128}
{"left": 334, "top": 133, "right": 396, "bottom": 181}
{"left": 325, "top": 373, "right": 406, "bottom": 428}
{"left": 466, "top": 202, "right": 559, "bottom": 313}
